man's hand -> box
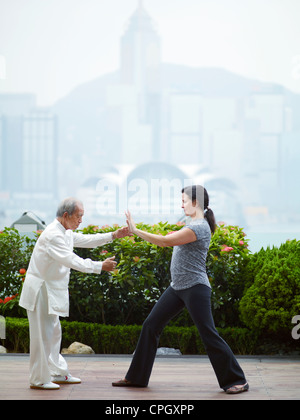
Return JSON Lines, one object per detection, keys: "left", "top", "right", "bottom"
{"left": 102, "top": 256, "right": 117, "bottom": 272}
{"left": 112, "top": 226, "right": 131, "bottom": 239}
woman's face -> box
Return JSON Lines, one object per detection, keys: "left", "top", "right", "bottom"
{"left": 181, "top": 193, "right": 197, "bottom": 217}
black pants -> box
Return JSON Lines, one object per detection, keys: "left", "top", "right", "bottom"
{"left": 126, "top": 284, "right": 246, "bottom": 390}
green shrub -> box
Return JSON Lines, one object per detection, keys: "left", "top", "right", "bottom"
{"left": 239, "top": 240, "right": 300, "bottom": 335}
{"left": 0, "top": 228, "right": 35, "bottom": 299}
{"left": 4, "top": 317, "right": 30, "bottom": 352}
{"left": 0, "top": 222, "right": 252, "bottom": 327}
{"left": 3, "top": 317, "right": 259, "bottom": 355}
{"left": 68, "top": 222, "right": 180, "bottom": 325}
{"left": 241, "top": 246, "right": 274, "bottom": 292}
{"left": 68, "top": 221, "right": 250, "bottom": 326}
{"left": 206, "top": 222, "right": 250, "bottom": 327}
{"left": 61, "top": 321, "right": 142, "bottom": 354}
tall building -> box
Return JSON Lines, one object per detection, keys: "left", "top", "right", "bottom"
{"left": 167, "top": 93, "right": 203, "bottom": 165}
{"left": 0, "top": 94, "right": 36, "bottom": 194}
{"left": 108, "top": 0, "right": 162, "bottom": 163}
{"left": 22, "top": 110, "right": 57, "bottom": 196}
{"left": 0, "top": 115, "right": 23, "bottom": 193}
{"left": 0, "top": 94, "right": 58, "bottom": 222}
{"left": 121, "top": 0, "right": 161, "bottom": 108}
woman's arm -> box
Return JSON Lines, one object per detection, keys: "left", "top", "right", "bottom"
{"left": 125, "top": 210, "right": 197, "bottom": 247}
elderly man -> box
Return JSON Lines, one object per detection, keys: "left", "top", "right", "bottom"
{"left": 19, "top": 197, "right": 130, "bottom": 390}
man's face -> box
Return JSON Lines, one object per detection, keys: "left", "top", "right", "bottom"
{"left": 64, "top": 203, "right": 84, "bottom": 230}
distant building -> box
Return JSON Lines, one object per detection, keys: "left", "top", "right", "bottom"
{"left": 1, "top": 1, "right": 299, "bottom": 230}
{"left": 53, "top": 0, "right": 300, "bottom": 227}
{"left": 0, "top": 94, "right": 58, "bottom": 223}
{"left": 76, "top": 161, "right": 244, "bottom": 226}
{"left": 22, "top": 110, "right": 57, "bottom": 196}
{"left": 106, "top": 0, "right": 162, "bottom": 164}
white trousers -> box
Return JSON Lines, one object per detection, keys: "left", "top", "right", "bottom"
{"left": 27, "top": 283, "right": 69, "bottom": 385}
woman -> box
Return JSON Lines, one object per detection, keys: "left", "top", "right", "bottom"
{"left": 112, "top": 185, "right": 249, "bottom": 394}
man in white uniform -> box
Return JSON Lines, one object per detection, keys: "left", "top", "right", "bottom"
{"left": 19, "top": 197, "right": 130, "bottom": 390}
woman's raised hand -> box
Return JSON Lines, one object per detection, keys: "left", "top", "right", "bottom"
{"left": 125, "top": 210, "right": 137, "bottom": 235}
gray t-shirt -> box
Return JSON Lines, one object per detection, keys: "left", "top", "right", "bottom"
{"left": 170, "top": 219, "right": 211, "bottom": 290}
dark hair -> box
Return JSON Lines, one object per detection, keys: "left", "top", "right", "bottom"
{"left": 181, "top": 185, "right": 216, "bottom": 234}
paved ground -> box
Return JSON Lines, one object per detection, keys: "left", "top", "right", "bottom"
{"left": 0, "top": 354, "right": 299, "bottom": 401}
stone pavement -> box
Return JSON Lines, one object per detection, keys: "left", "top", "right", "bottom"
{"left": 0, "top": 354, "right": 299, "bottom": 401}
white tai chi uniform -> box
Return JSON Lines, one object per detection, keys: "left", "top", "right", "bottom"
{"left": 19, "top": 219, "right": 113, "bottom": 386}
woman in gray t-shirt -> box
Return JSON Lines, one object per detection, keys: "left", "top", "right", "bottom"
{"left": 112, "top": 185, "right": 248, "bottom": 395}
{"left": 170, "top": 218, "right": 212, "bottom": 291}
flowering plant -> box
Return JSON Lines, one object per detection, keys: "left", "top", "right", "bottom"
{"left": 206, "top": 222, "right": 250, "bottom": 327}
{"left": 0, "top": 222, "right": 251, "bottom": 326}
{"left": 0, "top": 228, "right": 34, "bottom": 298}
{"left": 68, "top": 221, "right": 250, "bottom": 326}
{"left": 69, "top": 222, "right": 182, "bottom": 325}
{"left": 0, "top": 269, "right": 27, "bottom": 317}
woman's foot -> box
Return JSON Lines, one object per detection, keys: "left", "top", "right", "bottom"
{"left": 225, "top": 382, "right": 249, "bottom": 394}
{"left": 112, "top": 378, "right": 146, "bottom": 387}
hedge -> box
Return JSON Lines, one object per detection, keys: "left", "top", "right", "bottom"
{"left": 0, "top": 221, "right": 250, "bottom": 327}
{"left": 1, "top": 225, "right": 300, "bottom": 354}
{"left": 3, "top": 317, "right": 260, "bottom": 355}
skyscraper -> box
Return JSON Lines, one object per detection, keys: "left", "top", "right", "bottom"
{"left": 22, "top": 110, "right": 57, "bottom": 196}
{"left": 0, "top": 94, "right": 58, "bottom": 222}
{"left": 121, "top": 0, "right": 161, "bottom": 100}
{"left": 119, "top": 0, "right": 161, "bottom": 159}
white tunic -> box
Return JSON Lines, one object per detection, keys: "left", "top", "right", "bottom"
{"left": 19, "top": 219, "right": 113, "bottom": 317}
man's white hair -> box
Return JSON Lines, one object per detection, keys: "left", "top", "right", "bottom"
{"left": 56, "top": 197, "right": 82, "bottom": 217}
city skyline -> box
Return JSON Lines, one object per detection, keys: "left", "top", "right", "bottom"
{"left": 1, "top": 0, "right": 300, "bottom": 106}
{"left": 0, "top": 0, "right": 300, "bottom": 252}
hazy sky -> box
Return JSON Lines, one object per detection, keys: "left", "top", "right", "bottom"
{"left": 1, "top": 0, "right": 300, "bottom": 106}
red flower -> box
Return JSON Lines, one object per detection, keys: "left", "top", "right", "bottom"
{"left": 221, "top": 245, "right": 234, "bottom": 252}
{"left": 19, "top": 268, "right": 26, "bottom": 275}
{"left": 2, "top": 294, "right": 18, "bottom": 304}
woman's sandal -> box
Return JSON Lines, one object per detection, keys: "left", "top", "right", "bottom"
{"left": 225, "top": 382, "right": 249, "bottom": 394}
{"left": 112, "top": 378, "right": 146, "bottom": 388}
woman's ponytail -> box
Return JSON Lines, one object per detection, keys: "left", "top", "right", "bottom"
{"left": 204, "top": 207, "right": 216, "bottom": 234}
{"left": 182, "top": 185, "right": 216, "bottom": 234}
